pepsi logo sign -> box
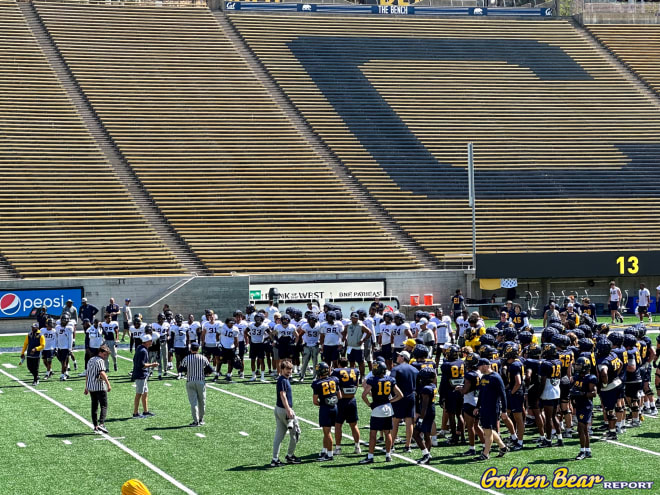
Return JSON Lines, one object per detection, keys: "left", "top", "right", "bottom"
{"left": 0, "top": 293, "right": 20, "bottom": 316}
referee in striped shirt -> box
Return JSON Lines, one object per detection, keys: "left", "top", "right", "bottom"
{"left": 179, "top": 342, "right": 213, "bottom": 426}
{"left": 85, "top": 345, "right": 111, "bottom": 434}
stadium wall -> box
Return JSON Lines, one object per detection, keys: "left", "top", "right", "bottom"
{"left": 0, "top": 275, "right": 248, "bottom": 334}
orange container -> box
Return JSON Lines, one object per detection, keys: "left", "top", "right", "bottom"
{"left": 410, "top": 294, "right": 420, "bottom": 306}
{"left": 424, "top": 294, "right": 433, "bottom": 306}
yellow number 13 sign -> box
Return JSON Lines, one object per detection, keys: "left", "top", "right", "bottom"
{"left": 616, "top": 256, "right": 639, "bottom": 275}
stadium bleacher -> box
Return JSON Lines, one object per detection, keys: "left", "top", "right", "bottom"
{"left": 586, "top": 24, "right": 660, "bottom": 96}
{"left": 34, "top": 2, "right": 423, "bottom": 275}
{"left": 0, "top": 1, "right": 183, "bottom": 278}
{"left": 229, "top": 14, "right": 660, "bottom": 259}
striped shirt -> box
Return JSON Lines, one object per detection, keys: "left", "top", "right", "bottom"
{"left": 180, "top": 353, "right": 211, "bottom": 382}
{"left": 86, "top": 356, "right": 107, "bottom": 392}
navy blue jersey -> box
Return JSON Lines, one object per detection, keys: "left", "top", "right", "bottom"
{"left": 477, "top": 372, "right": 507, "bottom": 412}
{"left": 451, "top": 295, "right": 464, "bottom": 311}
{"left": 639, "top": 337, "right": 652, "bottom": 364}
{"left": 511, "top": 312, "right": 527, "bottom": 330}
{"left": 276, "top": 375, "right": 293, "bottom": 408}
{"left": 524, "top": 358, "right": 542, "bottom": 392}
{"left": 559, "top": 350, "right": 573, "bottom": 377}
{"left": 626, "top": 348, "right": 642, "bottom": 383}
{"left": 568, "top": 346, "right": 581, "bottom": 362}
{"left": 331, "top": 367, "right": 360, "bottom": 395}
{"left": 580, "top": 304, "right": 597, "bottom": 320}
{"left": 367, "top": 375, "right": 397, "bottom": 407}
{"left": 540, "top": 359, "right": 562, "bottom": 380}
{"left": 612, "top": 347, "right": 628, "bottom": 379}
{"left": 440, "top": 359, "right": 464, "bottom": 394}
{"left": 579, "top": 351, "right": 596, "bottom": 369}
{"left": 312, "top": 376, "right": 340, "bottom": 407}
{"left": 506, "top": 359, "right": 525, "bottom": 392}
{"left": 596, "top": 353, "right": 624, "bottom": 386}
{"left": 390, "top": 362, "right": 418, "bottom": 397}
{"left": 411, "top": 358, "right": 436, "bottom": 372}
{"left": 495, "top": 321, "right": 508, "bottom": 331}
{"left": 415, "top": 383, "right": 436, "bottom": 416}
{"left": 489, "top": 358, "right": 501, "bottom": 375}
{"left": 571, "top": 373, "right": 597, "bottom": 408}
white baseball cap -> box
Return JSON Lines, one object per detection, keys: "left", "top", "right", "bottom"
{"left": 141, "top": 334, "right": 152, "bottom": 343}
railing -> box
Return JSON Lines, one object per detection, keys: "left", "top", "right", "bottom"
{"left": 31, "top": 0, "right": 208, "bottom": 7}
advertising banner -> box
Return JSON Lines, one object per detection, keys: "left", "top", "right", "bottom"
{"left": 0, "top": 287, "right": 84, "bottom": 319}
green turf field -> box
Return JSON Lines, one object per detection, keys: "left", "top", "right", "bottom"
{"left": 0, "top": 347, "right": 659, "bottom": 495}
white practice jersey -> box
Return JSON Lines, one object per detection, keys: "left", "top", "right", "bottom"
{"left": 42, "top": 326, "right": 57, "bottom": 351}
{"left": 101, "top": 321, "right": 118, "bottom": 341}
{"left": 172, "top": 323, "right": 189, "bottom": 348}
{"left": 248, "top": 323, "right": 269, "bottom": 344}
{"left": 379, "top": 322, "right": 394, "bottom": 345}
{"left": 188, "top": 321, "right": 201, "bottom": 341}
{"left": 220, "top": 324, "right": 238, "bottom": 349}
{"left": 88, "top": 325, "right": 104, "bottom": 349}
{"left": 300, "top": 322, "right": 320, "bottom": 346}
{"left": 391, "top": 323, "right": 411, "bottom": 348}
{"left": 235, "top": 321, "right": 248, "bottom": 343}
{"left": 56, "top": 323, "right": 74, "bottom": 350}
{"left": 130, "top": 323, "right": 146, "bottom": 342}
{"left": 202, "top": 321, "right": 220, "bottom": 346}
{"left": 321, "top": 321, "right": 344, "bottom": 346}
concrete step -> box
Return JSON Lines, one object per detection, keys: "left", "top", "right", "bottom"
{"left": 214, "top": 11, "right": 442, "bottom": 270}
{"left": 19, "top": 1, "right": 211, "bottom": 277}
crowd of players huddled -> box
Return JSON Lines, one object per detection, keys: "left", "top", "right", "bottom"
{"left": 21, "top": 296, "right": 660, "bottom": 465}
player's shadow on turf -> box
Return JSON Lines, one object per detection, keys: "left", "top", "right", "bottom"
{"left": 46, "top": 432, "right": 96, "bottom": 438}
{"left": 143, "top": 425, "right": 191, "bottom": 431}
{"left": 103, "top": 417, "right": 134, "bottom": 423}
{"left": 529, "top": 457, "right": 575, "bottom": 465}
{"left": 635, "top": 431, "right": 660, "bottom": 438}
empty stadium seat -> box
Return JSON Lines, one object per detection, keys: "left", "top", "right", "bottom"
{"left": 34, "top": 2, "right": 424, "bottom": 275}
{"left": 0, "top": 1, "right": 183, "bottom": 278}
{"left": 229, "top": 14, "right": 660, "bottom": 259}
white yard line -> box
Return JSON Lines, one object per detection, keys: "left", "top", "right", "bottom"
{"left": 603, "top": 439, "right": 660, "bottom": 457}
{"left": 2, "top": 363, "right": 17, "bottom": 368}
{"left": 16, "top": 442, "right": 26, "bottom": 448}
{"left": 152, "top": 435, "right": 162, "bottom": 441}
{"left": 195, "top": 433, "right": 205, "bottom": 438}
{"left": 62, "top": 440, "right": 72, "bottom": 445}
{"left": 0, "top": 368, "right": 197, "bottom": 495}
{"left": 239, "top": 431, "right": 249, "bottom": 437}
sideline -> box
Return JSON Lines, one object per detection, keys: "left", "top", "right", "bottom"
{"left": 116, "top": 354, "right": 504, "bottom": 495}
{"left": 0, "top": 368, "right": 197, "bottom": 495}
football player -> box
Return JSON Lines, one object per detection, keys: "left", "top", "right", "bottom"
{"left": 538, "top": 343, "right": 562, "bottom": 447}
{"left": 511, "top": 304, "right": 530, "bottom": 332}
{"left": 101, "top": 313, "right": 119, "bottom": 372}
{"left": 623, "top": 333, "right": 642, "bottom": 427}
{"left": 298, "top": 314, "right": 320, "bottom": 382}
{"left": 171, "top": 314, "right": 190, "bottom": 380}
{"left": 56, "top": 314, "right": 75, "bottom": 380}
{"left": 503, "top": 342, "right": 525, "bottom": 451}
{"left": 41, "top": 318, "right": 57, "bottom": 380}
{"left": 331, "top": 357, "right": 361, "bottom": 455}
{"left": 248, "top": 313, "right": 269, "bottom": 382}
{"left": 596, "top": 338, "right": 624, "bottom": 440}
{"left": 458, "top": 352, "right": 484, "bottom": 456}
{"left": 523, "top": 344, "right": 545, "bottom": 444}
{"left": 608, "top": 332, "right": 628, "bottom": 433}
{"left": 320, "top": 311, "right": 343, "bottom": 368}
{"left": 129, "top": 314, "right": 146, "bottom": 355}
{"left": 554, "top": 334, "right": 574, "bottom": 438}
{"left": 312, "top": 362, "right": 341, "bottom": 461}
{"left": 359, "top": 361, "right": 403, "bottom": 464}
{"left": 474, "top": 357, "right": 508, "bottom": 461}
{"left": 391, "top": 314, "right": 412, "bottom": 361}
{"left": 343, "top": 312, "right": 371, "bottom": 379}
{"left": 440, "top": 345, "right": 465, "bottom": 446}
{"left": 234, "top": 310, "right": 248, "bottom": 378}
{"left": 413, "top": 367, "right": 437, "bottom": 465}
{"left": 378, "top": 312, "right": 395, "bottom": 369}
{"left": 636, "top": 326, "right": 657, "bottom": 416}
{"left": 218, "top": 318, "right": 239, "bottom": 382}
{"left": 201, "top": 311, "right": 221, "bottom": 381}
{"left": 187, "top": 314, "right": 201, "bottom": 346}
{"left": 570, "top": 356, "right": 597, "bottom": 460}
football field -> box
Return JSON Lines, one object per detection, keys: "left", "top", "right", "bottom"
{"left": 0, "top": 341, "right": 659, "bottom": 494}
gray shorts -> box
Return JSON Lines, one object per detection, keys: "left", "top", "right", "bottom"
{"left": 135, "top": 378, "right": 148, "bottom": 394}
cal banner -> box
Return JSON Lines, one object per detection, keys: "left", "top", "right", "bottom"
{"left": 0, "top": 287, "right": 84, "bottom": 319}
{"left": 249, "top": 280, "right": 385, "bottom": 301}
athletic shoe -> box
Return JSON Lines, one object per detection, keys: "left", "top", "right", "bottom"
{"left": 142, "top": 411, "right": 156, "bottom": 417}
{"left": 446, "top": 437, "right": 459, "bottom": 446}
{"left": 431, "top": 438, "right": 439, "bottom": 447}
{"left": 563, "top": 429, "right": 573, "bottom": 439}
{"left": 630, "top": 420, "right": 641, "bottom": 428}
{"left": 402, "top": 447, "right": 412, "bottom": 454}
{"left": 511, "top": 443, "right": 524, "bottom": 452}
{"left": 616, "top": 426, "right": 624, "bottom": 435}
{"left": 167, "top": 363, "right": 173, "bottom": 370}
{"left": 260, "top": 378, "right": 268, "bottom": 383}
{"left": 605, "top": 431, "right": 618, "bottom": 441}
{"left": 648, "top": 408, "right": 658, "bottom": 417}
{"left": 462, "top": 448, "right": 476, "bottom": 456}
{"left": 177, "top": 374, "right": 182, "bottom": 380}
{"left": 497, "top": 446, "right": 509, "bottom": 457}
{"left": 385, "top": 454, "right": 392, "bottom": 462}
{"left": 78, "top": 372, "right": 86, "bottom": 377}
{"left": 358, "top": 456, "right": 374, "bottom": 464}
{"left": 354, "top": 445, "right": 362, "bottom": 454}
{"left": 285, "top": 455, "right": 301, "bottom": 464}
{"left": 158, "top": 374, "right": 163, "bottom": 380}
{"left": 316, "top": 453, "right": 332, "bottom": 462}
{"left": 132, "top": 413, "right": 144, "bottom": 419}
{"left": 31, "top": 380, "right": 37, "bottom": 386}
{"left": 585, "top": 451, "right": 592, "bottom": 458}
{"left": 73, "top": 362, "right": 78, "bottom": 371}
{"left": 239, "top": 373, "right": 244, "bottom": 379}
{"left": 556, "top": 438, "right": 564, "bottom": 447}
{"left": 394, "top": 437, "right": 404, "bottom": 444}
{"left": 93, "top": 426, "right": 100, "bottom": 434}
{"left": 199, "top": 421, "right": 205, "bottom": 426}
{"left": 539, "top": 439, "right": 552, "bottom": 448}
{"left": 59, "top": 374, "right": 65, "bottom": 381}
{"left": 575, "top": 451, "right": 587, "bottom": 461}
{"left": 269, "top": 459, "right": 283, "bottom": 468}
{"left": 225, "top": 376, "right": 234, "bottom": 384}
{"left": 97, "top": 424, "right": 108, "bottom": 434}
{"left": 189, "top": 421, "right": 199, "bottom": 427}
{"left": 114, "top": 364, "right": 118, "bottom": 372}
{"left": 417, "top": 454, "right": 431, "bottom": 465}
{"left": 474, "top": 453, "right": 490, "bottom": 461}
{"left": 250, "top": 375, "right": 256, "bottom": 382}
{"left": 333, "top": 447, "right": 342, "bottom": 456}
{"left": 212, "top": 376, "right": 218, "bottom": 382}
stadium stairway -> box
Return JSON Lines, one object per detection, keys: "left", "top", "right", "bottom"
{"left": 214, "top": 12, "right": 443, "bottom": 270}
{"left": 0, "top": 1, "right": 184, "bottom": 278}
{"left": 18, "top": 1, "right": 211, "bottom": 276}
{"left": 33, "top": 2, "right": 425, "bottom": 274}
{"left": 228, "top": 14, "right": 660, "bottom": 261}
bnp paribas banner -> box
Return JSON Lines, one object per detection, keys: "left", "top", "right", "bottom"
{"left": 0, "top": 287, "right": 84, "bottom": 319}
